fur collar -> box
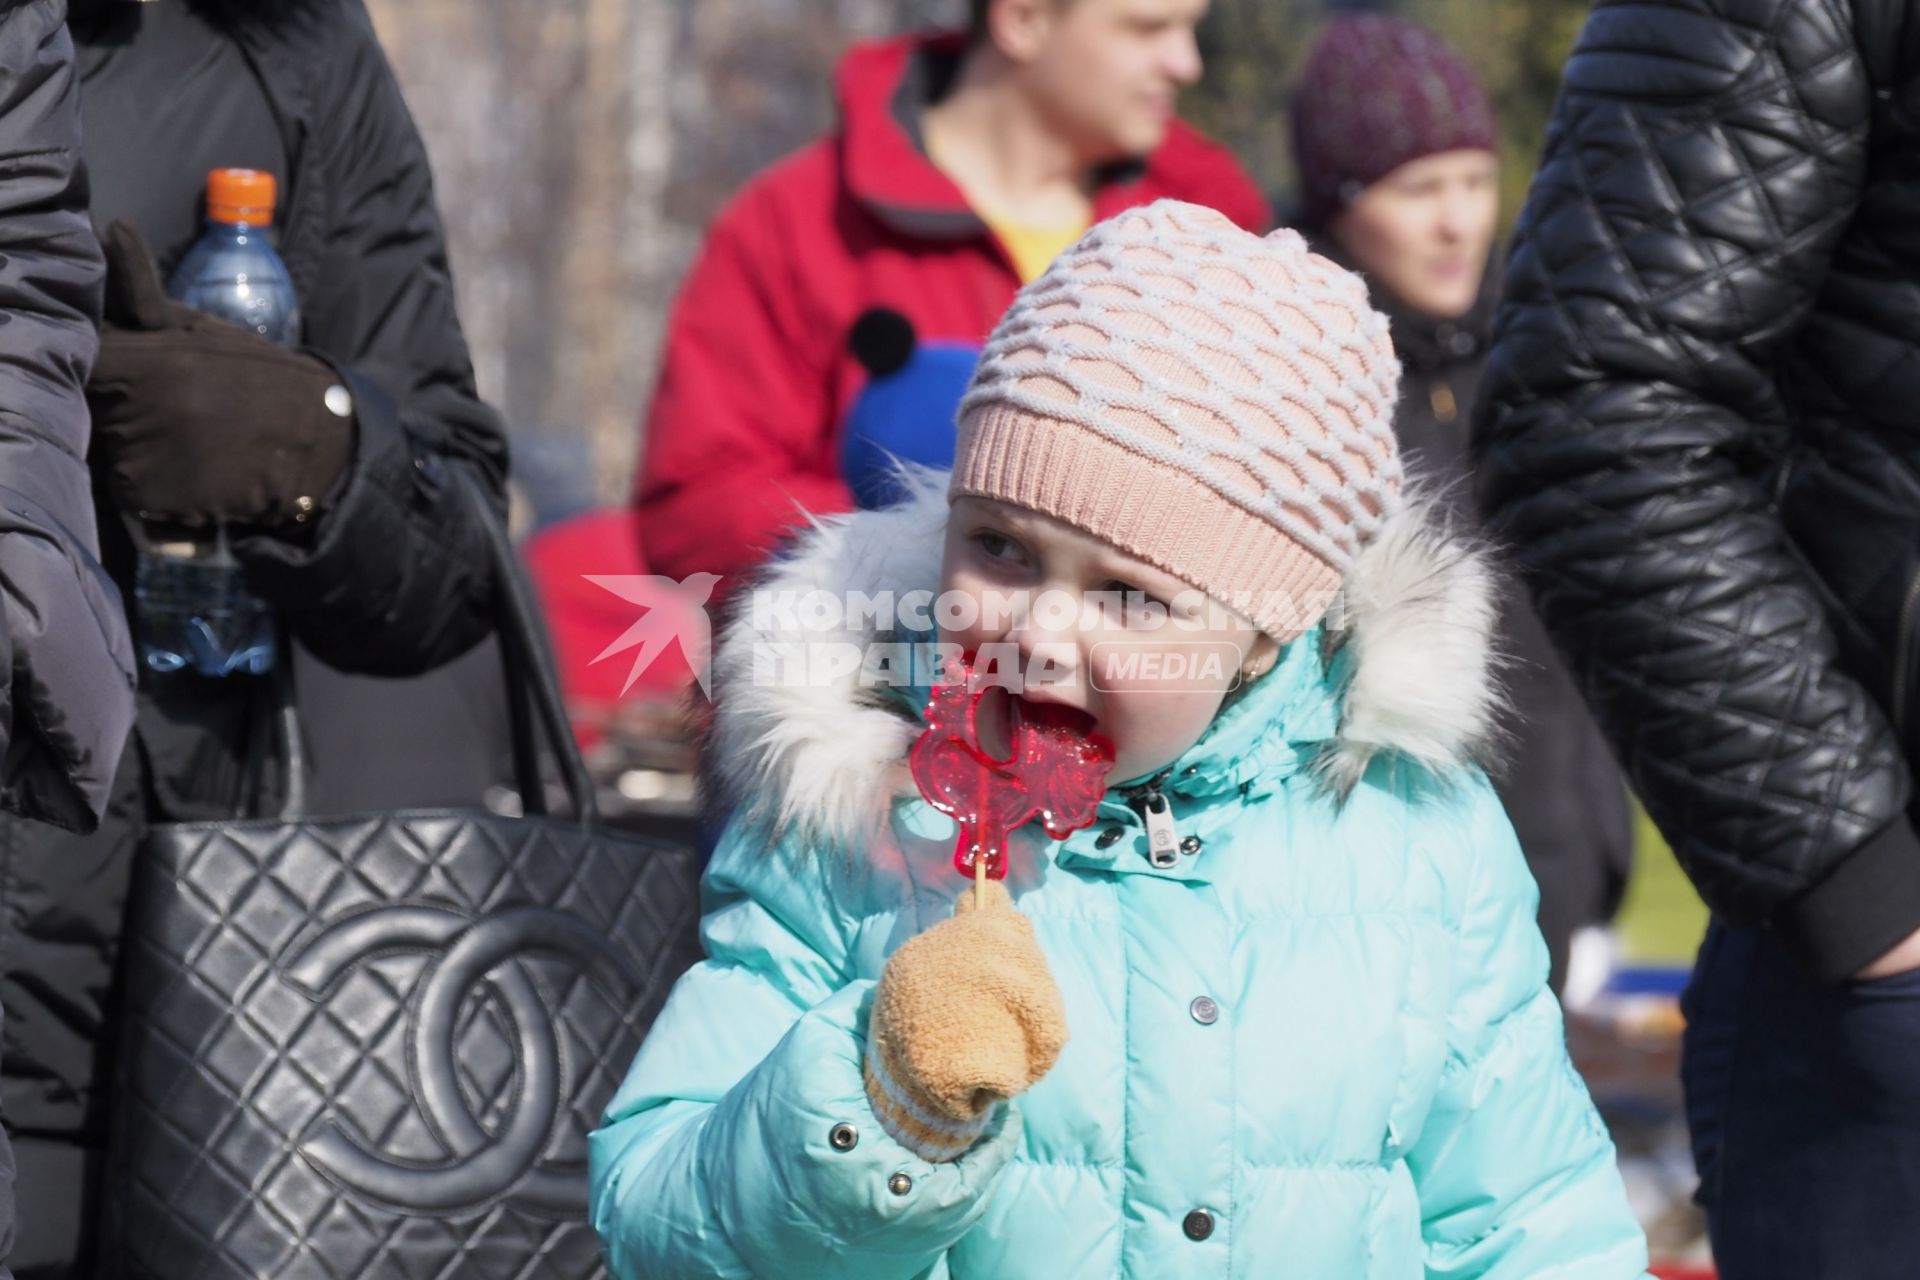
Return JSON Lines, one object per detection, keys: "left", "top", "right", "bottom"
{"left": 705, "top": 469, "right": 1504, "bottom": 849}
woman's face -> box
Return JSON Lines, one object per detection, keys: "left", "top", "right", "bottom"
{"left": 939, "top": 496, "right": 1279, "bottom": 784}
{"left": 1331, "top": 149, "right": 1499, "bottom": 319}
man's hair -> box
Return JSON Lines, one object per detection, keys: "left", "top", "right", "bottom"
{"left": 968, "top": 0, "right": 993, "bottom": 44}
{"left": 968, "top": 0, "right": 1073, "bottom": 47}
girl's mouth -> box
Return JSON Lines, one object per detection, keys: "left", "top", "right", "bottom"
{"left": 973, "top": 689, "right": 1099, "bottom": 761}
{"left": 1014, "top": 695, "right": 1098, "bottom": 741}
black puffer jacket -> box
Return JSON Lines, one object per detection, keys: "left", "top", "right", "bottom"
{"left": 0, "top": 4, "right": 128, "bottom": 1266}
{"left": 1475, "top": 0, "right": 1920, "bottom": 982}
{"left": 0, "top": 0, "right": 134, "bottom": 834}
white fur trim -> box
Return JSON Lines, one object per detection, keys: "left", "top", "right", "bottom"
{"left": 704, "top": 467, "right": 948, "bottom": 849}
{"left": 1314, "top": 496, "right": 1506, "bottom": 797}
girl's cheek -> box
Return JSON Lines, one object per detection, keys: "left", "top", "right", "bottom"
{"left": 934, "top": 575, "right": 992, "bottom": 650}
{"left": 1088, "top": 636, "right": 1242, "bottom": 697}
{"left": 1127, "top": 684, "right": 1226, "bottom": 728}
{"left": 941, "top": 622, "right": 985, "bottom": 653}
{"left": 1098, "top": 693, "right": 1220, "bottom": 780}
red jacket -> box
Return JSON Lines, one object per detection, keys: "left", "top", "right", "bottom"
{"left": 635, "top": 32, "right": 1269, "bottom": 584}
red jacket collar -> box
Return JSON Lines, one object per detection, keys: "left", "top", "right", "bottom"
{"left": 836, "top": 32, "right": 1259, "bottom": 241}
{"left": 837, "top": 33, "right": 982, "bottom": 238}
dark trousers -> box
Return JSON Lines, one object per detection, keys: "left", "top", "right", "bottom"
{"left": 5, "top": 1139, "right": 94, "bottom": 1279}
{"left": 1683, "top": 920, "right": 1920, "bottom": 1279}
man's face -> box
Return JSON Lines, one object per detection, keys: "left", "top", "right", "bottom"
{"left": 1330, "top": 149, "right": 1500, "bottom": 319}
{"left": 1014, "top": 0, "right": 1210, "bottom": 162}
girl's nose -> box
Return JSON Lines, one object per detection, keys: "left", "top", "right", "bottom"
{"left": 1003, "top": 627, "right": 1080, "bottom": 697}
{"left": 1015, "top": 639, "right": 1083, "bottom": 698}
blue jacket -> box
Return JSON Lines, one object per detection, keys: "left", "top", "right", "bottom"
{"left": 591, "top": 475, "right": 1649, "bottom": 1278}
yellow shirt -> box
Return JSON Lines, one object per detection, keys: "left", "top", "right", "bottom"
{"left": 925, "top": 134, "right": 1090, "bottom": 282}
{"left": 982, "top": 211, "right": 1090, "bottom": 283}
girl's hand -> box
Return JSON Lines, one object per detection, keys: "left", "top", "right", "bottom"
{"left": 863, "top": 880, "right": 1067, "bottom": 1161}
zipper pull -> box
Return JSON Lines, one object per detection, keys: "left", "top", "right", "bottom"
{"left": 1139, "top": 789, "right": 1181, "bottom": 868}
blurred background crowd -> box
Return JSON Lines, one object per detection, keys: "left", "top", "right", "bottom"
{"left": 363, "top": 0, "right": 1580, "bottom": 519}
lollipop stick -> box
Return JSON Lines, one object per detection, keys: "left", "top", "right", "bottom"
{"left": 974, "top": 844, "right": 987, "bottom": 908}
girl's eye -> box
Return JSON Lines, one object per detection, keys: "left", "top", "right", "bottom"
{"left": 1105, "top": 581, "right": 1166, "bottom": 623}
{"left": 972, "top": 530, "right": 1026, "bottom": 564}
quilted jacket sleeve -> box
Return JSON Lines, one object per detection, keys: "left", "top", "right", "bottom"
{"left": 1472, "top": 0, "right": 1916, "bottom": 980}
{"left": 588, "top": 822, "right": 1019, "bottom": 1279}
{"left": 1408, "top": 777, "right": 1650, "bottom": 1279}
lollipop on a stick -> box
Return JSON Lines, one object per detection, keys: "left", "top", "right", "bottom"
{"left": 909, "top": 653, "right": 1116, "bottom": 906}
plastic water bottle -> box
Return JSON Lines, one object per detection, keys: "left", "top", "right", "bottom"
{"left": 131, "top": 168, "right": 302, "bottom": 678}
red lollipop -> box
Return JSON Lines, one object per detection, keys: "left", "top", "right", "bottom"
{"left": 909, "top": 652, "right": 1116, "bottom": 896}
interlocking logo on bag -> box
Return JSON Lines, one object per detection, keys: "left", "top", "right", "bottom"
{"left": 283, "top": 905, "right": 641, "bottom": 1214}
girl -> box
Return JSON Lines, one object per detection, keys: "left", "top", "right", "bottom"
{"left": 589, "top": 201, "right": 1649, "bottom": 1278}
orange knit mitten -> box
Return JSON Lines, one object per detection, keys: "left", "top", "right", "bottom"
{"left": 863, "top": 880, "right": 1068, "bottom": 1162}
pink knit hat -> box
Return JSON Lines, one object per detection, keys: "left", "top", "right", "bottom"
{"left": 951, "top": 200, "right": 1403, "bottom": 640}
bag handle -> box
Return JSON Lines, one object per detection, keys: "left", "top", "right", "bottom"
{"left": 268, "top": 465, "right": 599, "bottom": 826}
{"left": 457, "top": 465, "right": 599, "bottom": 824}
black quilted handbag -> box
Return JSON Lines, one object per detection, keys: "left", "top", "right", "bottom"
{"left": 99, "top": 472, "right": 705, "bottom": 1279}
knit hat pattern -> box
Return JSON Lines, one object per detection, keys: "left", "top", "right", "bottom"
{"left": 951, "top": 199, "right": 1403, "bottom": 639}
{"left": 1291, "top": 14, "right": 1497, "bottom": 228}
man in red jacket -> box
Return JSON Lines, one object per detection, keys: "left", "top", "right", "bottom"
{"left": 636, "top": 0, "right": 1267, "bottom": 585}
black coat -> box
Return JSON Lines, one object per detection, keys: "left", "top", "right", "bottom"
{"left": 1475, "top": 0, "right": 1920, "bottom": 981}
{"left": 0, "top": 4, "right": 508, "bottom": 1264}
{"left": 81, "top": 0, "right": 507, "bottom": 681}
{"left": 0, "top": 4, "right": 129, "bottom": 1268}
{"left": 0, "top": 0, "right": 133, "bottom": 835}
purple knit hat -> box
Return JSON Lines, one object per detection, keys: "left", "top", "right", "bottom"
{"left": 1290, "top": 14, "right": 1496, "bottom": 229}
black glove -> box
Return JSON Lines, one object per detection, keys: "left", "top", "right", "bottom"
{"left": 88, "top": 220, "right": 356, "bottom": 532}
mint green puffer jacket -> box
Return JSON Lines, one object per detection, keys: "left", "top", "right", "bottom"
{"left": 590, "top": 480, "right": 1650, "bottom": 1279}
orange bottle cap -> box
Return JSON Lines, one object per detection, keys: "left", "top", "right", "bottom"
{"left": 206, "top": 168, "right": 277, "bottom": 226}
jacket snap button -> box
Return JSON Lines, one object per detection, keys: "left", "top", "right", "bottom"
{"left": 828, "top": 1123, "right": 857, "bottom": 1151}
{"left": 888, "top": 1171, "right": 914, "bottom": 1196}
{"left": 414, "top": 454, "right": 449, "bottom": 490}
{"left": 1189, "top": 995, "right": 1220, "bottom": 1025}
{"left": 1183, "top": 1208, "right": 1215, "bottom": 1241}
{"left": 1095, "top": 826, "right": 1125, "bottom": 849}
{"left": 1180, "top": 835, "right": 1203, "bottom": 856}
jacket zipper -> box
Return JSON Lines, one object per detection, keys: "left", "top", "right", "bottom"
{"left": 1119, "top": 768, "right": 1182, "bottom": 868}
{"left": 1894, "top": 566, "right": 1920, "bottom": 741}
